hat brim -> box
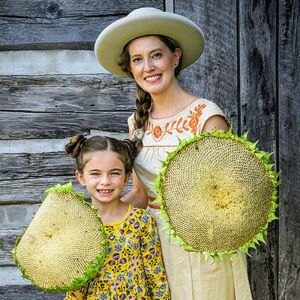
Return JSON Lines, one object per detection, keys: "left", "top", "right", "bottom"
{"left": 94, "top": 10, "right": 204, "bottom": 77}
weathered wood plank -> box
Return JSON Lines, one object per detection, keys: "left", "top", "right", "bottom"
{"left": 0, "top": 176, "right": 133, "bottom": 203}
{"left": 0, "top": 50, "right": 106, "bottom": 76}
{"left": 175, "top": 0, "right": 238, "bottom": 130}
{"left": 0, "top": 285, "right": 65, "bottom": 300}
{"left": 239, "top": 0, "right": 278, "bottom": 299}
{"left": 0, "top": 111, "right": 131, "bottom": 139}
{"left": 0, "top": 75, "right": 135, "bottom": 112}
{"left": 0, "top": 204, "right": 41, "bottom": 230}
{"left": 0, "top": 177, "right": 82, "bottom": 203}
{"left": 0, "top": 0, "right": 163, "bottom": 50}
{"left": 0, "top": 230, "right": 21, "bottom": 266}
{"left": 0, "top": 267, "right": 64, "bottom": 299}
{"left": 278, "top": 0, "right": 300, "bottom": 299}
{"left": 0, "top": 153, "right": 74, "bottom": 181}
{"left": 0, "top": 0, "right": 163, "bottom": 17}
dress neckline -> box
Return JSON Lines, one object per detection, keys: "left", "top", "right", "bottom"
{"left": 149, "top": 97, "right": 202, "bottom": 121}
{"left": 104, "top": 205, "right": 133, "bottom": 226}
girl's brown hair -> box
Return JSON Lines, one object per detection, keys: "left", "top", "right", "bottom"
{"left": 117, "top": 34, "right": 183, "bottom": 137}
{"left": 65, "top": 134, "right": 139, "bottom": 174}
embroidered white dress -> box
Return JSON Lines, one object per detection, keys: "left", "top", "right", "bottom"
{"left": 129, "top": 98, "right": 252, "bottom": 300}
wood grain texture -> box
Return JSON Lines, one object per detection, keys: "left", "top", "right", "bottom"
{"left": 0, "top": 0, "right": 163, "bottom": 50}
{"left": 0, "top": 175, "right": 133, "bottom": 204}
{"left": 0, "top": 204, "right": 41, "bottom": 230}
{"left": 0, "top": 285, "right": 65, "bottom": 300}
{"left": 0, "top": 230, "right": 21, "bottom": 266}
{"left": 239, "top": 0, "right": 278, "bottom": 299}
{"left": 0, "top": 111, "right": 131, "bottom": 139}
{"left": 175, "top": 0, "right": 238, "bottom": 130}
{"left": 0, "top": 153, "right": 74, "bottom": 181}
{"left": 0, "top": 75, "right": 136, "bottom": 112}
{"left": 278, "top": 0, "right": 300, "bottom": 299}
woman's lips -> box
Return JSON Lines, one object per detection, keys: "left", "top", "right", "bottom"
{"left": 144, "top": 74, "right": 162, "bottom": 83}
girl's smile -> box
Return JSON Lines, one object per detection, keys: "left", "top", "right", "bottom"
{"left": 76, "top": 150, "right": 130, "bottom": 206}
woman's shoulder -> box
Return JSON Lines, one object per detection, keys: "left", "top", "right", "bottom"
{"left": 195, "top": 98, "right": 223, "bottom": 110}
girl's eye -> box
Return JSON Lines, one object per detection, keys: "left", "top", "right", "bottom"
{"left": 111, "top": 172, "right": 121, "bottom": 176}
{"left": 90, "top": 173, "right": 100, "bottom": 176}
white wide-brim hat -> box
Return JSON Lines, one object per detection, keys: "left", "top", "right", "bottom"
{"left": 94, "top": 7, "right": 205, "bottom": 77}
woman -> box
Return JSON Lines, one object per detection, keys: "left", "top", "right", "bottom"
{"left": 94, "top": 7, "right": 252, "bottom": 299}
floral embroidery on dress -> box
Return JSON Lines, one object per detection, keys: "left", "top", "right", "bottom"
{"left": 146, "top": 103, "right": 206, "bottom": 141}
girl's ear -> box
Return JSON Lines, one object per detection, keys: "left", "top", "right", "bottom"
{"left": 75, "top": 170, "right": 86, "bottom": 187}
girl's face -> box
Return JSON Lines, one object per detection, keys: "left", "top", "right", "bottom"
{"left": 76, "top": 150, "right": 130, "bottom": 205}
{"left": 128, "top": 35, "right": 181, "bottom": 96}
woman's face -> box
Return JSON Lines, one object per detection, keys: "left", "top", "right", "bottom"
{"left": 128, "top": 35, "right": 181, "bottom": 96}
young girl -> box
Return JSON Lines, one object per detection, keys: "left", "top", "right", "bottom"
{"left": 64, "top": 134, "right": 170, "bottom": 299}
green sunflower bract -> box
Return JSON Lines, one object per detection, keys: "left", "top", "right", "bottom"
{"left": 152, "top": 129, "right": 279, "bottom": 262}
{"left": 12, "top": 182, "right": 107, "bottom": 292}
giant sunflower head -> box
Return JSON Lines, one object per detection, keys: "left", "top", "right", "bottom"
{"left": 152, "top": 130, "right": 279, "bottom": 262}
{"left": 12, "top": 182, "right": 107, "bottom": 291}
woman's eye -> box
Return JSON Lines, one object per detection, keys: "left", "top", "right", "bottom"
{"left": 153, "top": 52, "right": 162, "bottom": 59}
{"left": 132, "top": 57, "right": 142, "bottom": 64}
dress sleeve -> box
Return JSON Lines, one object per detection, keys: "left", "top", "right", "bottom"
{"left": 127, "top": 113, "right": 136, "bottom": 138}
{"left": 64, "top": 285, "right": 88, "bottom": 300}
{"left": 197, "top": 99, "right": 228, "bottom": 133}
{"left": 140, "top": 213, "right": 170, "bottom": 299}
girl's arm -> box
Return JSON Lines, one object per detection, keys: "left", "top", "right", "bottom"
{"left": 141, "top": 214, "right": 170, "bottom": 299}
{"left": 121, "top": 170, "right": 148, "bottom": 209}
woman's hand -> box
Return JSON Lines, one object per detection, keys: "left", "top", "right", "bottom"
{"left": 121, "top": 171, "right": 148, "bottom": 209}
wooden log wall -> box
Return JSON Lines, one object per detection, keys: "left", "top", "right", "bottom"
{"left": 176, "top": 0, "right": 299, "bottom": 299}
{"left": 0, "top": 0, "right": 299, "bottom": 299}
{"left": 0, "top": 1, "right": 163, "bottom": 299}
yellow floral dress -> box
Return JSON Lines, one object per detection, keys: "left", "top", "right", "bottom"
{"left": 129, "top": 98, "right": 253, "bottom": 300}
{"left": 65, "top": 205, "right": 170, "bottom": 299}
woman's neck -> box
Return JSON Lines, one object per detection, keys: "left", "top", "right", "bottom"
{"left": 92, "top": 198, "right": 129, "bottom": 224}
{"left": 150, "top": 84, "right": 197, "bottom": 119}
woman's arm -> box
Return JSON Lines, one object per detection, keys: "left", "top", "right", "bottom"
{"left": 121, "top": 170, "right": 148, "bottom": 209}
{"left": 201, "top": 115, "right": 229, "bottom": 133}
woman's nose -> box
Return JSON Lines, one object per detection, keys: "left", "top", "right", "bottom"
{"left": 144, "top": 58, "right": 154, "bottom": 72}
